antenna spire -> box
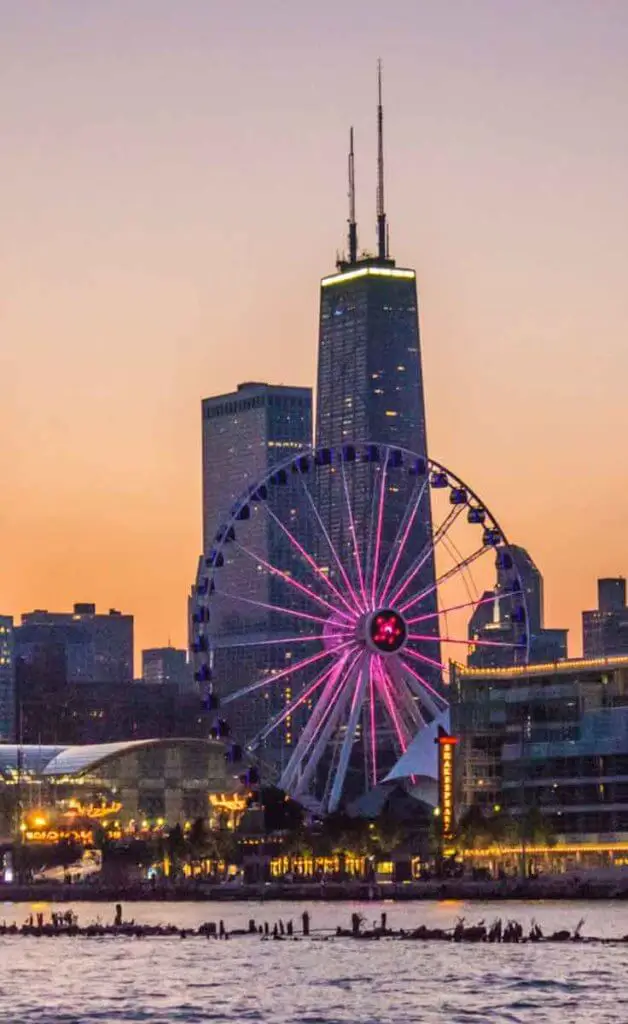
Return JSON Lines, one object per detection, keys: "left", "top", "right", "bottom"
{"left": 348, "top": 126, "right": 357, "bottom": 265}
{"left": 376, "top": 59, "right": 387, "bottom": 260}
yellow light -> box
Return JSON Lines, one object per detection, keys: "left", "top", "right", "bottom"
{"left": 321, "top": 266, "right": 416, "bottom": 287}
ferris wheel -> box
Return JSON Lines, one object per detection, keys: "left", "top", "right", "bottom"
{"left": 192, "top": 442, "right": 529, "bottom": 814}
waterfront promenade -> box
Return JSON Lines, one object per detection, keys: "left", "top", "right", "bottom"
{"left": 3, "top": 872, "right": 628, "bottom": 903}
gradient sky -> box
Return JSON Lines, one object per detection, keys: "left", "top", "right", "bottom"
{"left": 1, "top": 0, "right": 627, "bottom": 669}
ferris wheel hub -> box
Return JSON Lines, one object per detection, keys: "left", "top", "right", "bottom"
{"left": 363, "top": 608, "right": 408, "bottom": 655}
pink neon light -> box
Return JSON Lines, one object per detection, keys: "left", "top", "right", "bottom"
{"left": 402, "top": 644, "right": 446, "bottom": 673}
{"left": 237, "top": 542, "right": 355, "bottom": 622}
{"left": 265, "top": 503, "right": 358, "bottom": 618}
{"left": 374, "top": 657, "right": 408, "bottom": 753}
{"left": 299, "top": 648, "right": 363, "bottom": 763}
{"left": 406, "top": 591, "right": 498, "bottom": 626}
{"left": 409, "top": 634, "right": 520, "bottom": 649}
{"left": 369, "top": 662, "right": 377, "bottom": 787}
{"left": 370, "top": 457, "right": 389, "bottom": 607}
{"left": 263, "top": 659, "right": 340, "bottom": 738}
{"left": 300, "top": 480, "right": 365, "bottom": 614}
{"left": 224, "top": 643, "right": 351, "bottom": 705}
{"left": 377, "top": 483, "right": 425, "bottom": 606}
{"left": 399, "top": 545, "right": 486, "bottom": 615}
{"left": 397, "top": 653, "right": 450, "bottom": 707}
{"left": 231, "top": 633, "right": 353, "bottom": 649}
{"left": 388, "top": 506, "right": 460, "bottom": 608}
{"left": 340, "top": 461, "right": 368, "bottom": 608}
{"left": 214, "top": 588, "right": 343, "bottom": 627}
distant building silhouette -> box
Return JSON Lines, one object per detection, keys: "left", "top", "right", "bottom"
{"left": 583, "top": 578, "right": 628, "bottom": 658}
{"left": 142, "top": 647, "right": 192, "bottom": 691}
{"left": 468, "top": 545, "right": 568, "bottom": 668}
{"left": 17, "top": 603, "right": 133, "bottom": 685}
{"left": 0, "top": 616, "right": 15, "bottom": 741}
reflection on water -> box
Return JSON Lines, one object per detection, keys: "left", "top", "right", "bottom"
{"left": 1, "top": 900, "right": 627, "bottom": 1023}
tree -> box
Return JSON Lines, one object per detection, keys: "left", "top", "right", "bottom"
{"left": 261, "top": 787, "right": 304, "bottom": 834}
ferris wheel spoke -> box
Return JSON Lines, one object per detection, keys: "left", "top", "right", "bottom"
{"left": 374, "top": 658, "right": 410, "bottom": 754}
{"left": 223, "top": 632, "right": 349, "bottom": 650}
{"left": 212, "top": 588, "right": 345, "bottom": 629}
{"left": 406, "top": 591, "right": 499, "bottom": 627}
{"left": 396, "top": 656, "right": 449, "bottom": 718}
{"left": 328, "top": 656, "right": 370, "bottom": 812}
{"left": 385, "top": 656, "right": 425, "bottom": 730}
{"left": 409, "top": 633, "right": 524, "bottom": 650}
{"left": 368, "top": 662, "right": 377, "bottom": 787}
{"left": 262, "top": 501, "right": 358, "bottom": 618}
{"left": 368, "top": 450, "right": 390, "bottom": 607}
{"left": 387, "top": 505, "right": 465, "bottom": 609}
{"left": 248, "top": 660, "right": 341, "bottom": 750}
{"left": 288, "top": 652, "right": 362, "bottom": 798}
{"left": 402, "top": 643, "right": 447, "bottom": 675}
{"left": 377, "top": 476, "right": 429, "bottom": 606}
{"left": 235, "top": 542, "right": 355, "bottom": 622}
{"left": 340, "top": 457, "right": 369, "bottom": 608}
{"left": 279, "top": 648, "right": 358, "bottom": 793}
{"left": 221, "top": 645, "right": 339, "bottom": 706}
{"left": 441, "top": 532, "right": 479, "bottom": 606}
{"left": 299, "top": 476, "right": 365, "bottom": 613}
{"left": 399, "top": 544, "right": 489, "bottom": 616}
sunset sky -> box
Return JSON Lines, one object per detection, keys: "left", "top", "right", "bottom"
{"left": 1, "top": 1, "right": 627, "bottom": 669}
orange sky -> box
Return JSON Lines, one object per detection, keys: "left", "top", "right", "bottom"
{"left": 1, "top": 2, "right": 627, "bottom": 669}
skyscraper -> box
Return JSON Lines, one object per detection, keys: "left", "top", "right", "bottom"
{"left": 0, "top": 616, "right": 15, "bottom": 741}
{"left": 468, "top": 545, "right": 568, "bottom": 668}
{"left": 142, "top": 647, "right": 193, "bottom": 691}
{"left": 16, "top": 603, "right": 134, "bottom": 684}
{"left": 583, "top": 577, "right": 628, "bottom": 658}
{"left": 313, "top": 67, "right": 440, "bottom": 785}
{"left": 194, "top": 381, "right": 312, "bottom": 748}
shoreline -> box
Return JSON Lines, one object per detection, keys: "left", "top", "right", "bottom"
{"left": 3, "top": 876, "right": 628, "bottom": 903}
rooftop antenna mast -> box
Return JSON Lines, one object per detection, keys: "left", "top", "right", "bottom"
{"left": 348, "top": 126, "right": 358, "bottom": 264}
{"left": 376, "top": 59, "right": 387, "bottom": 260}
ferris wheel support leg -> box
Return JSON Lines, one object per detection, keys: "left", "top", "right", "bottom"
{"left": 290, "top": 669, "right": 357, "bottom": 801}
{"left": 399, "top": 660, "right": 449, "bottom": 720}
{"left": 385, "top": 657, "right": 426, "bottom": 732}
{"left": 279, "top": 651, "right": 355, "bottom": 793}
{"left": 327, "top": 657, "right": 370, "bottom": 813}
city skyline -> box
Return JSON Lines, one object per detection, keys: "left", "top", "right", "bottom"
{"left": 1, "top": 2, "right": 628, "bottom": 666}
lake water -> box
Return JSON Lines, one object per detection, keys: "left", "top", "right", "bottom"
{"left": 1, "top": 899, "right": 628, "bottom": 1023}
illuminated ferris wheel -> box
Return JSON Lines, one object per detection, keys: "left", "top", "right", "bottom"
{"left": 192, "top": 442, "right": 529, "bottom": 814}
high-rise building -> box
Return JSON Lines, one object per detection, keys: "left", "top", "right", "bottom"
{"left": 468, "top": 545, "right": 568, "bottom": 669}
{"left": 194, "top": 381, "right": 312, "bottom": 749}
{"left": 583, "top": 578, "right": 628, "bottom": 658}
{"left": 16, "top": 603, "right": 133, "bottom": 684}
{"left": 143, "top": 647, "right": 192, "bottom": 691}
{"left": 0, "top": 616, "right": 15, "bottom": 741}
{"left": 201, "top": 382, "right": 312, "bottom": 554}
{"left": 313, "top": 68, "right": 440, "bottom": 786}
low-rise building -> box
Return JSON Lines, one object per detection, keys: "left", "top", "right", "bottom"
{"left": 453, "top": 654, "right": 628, "bottom": 844}
{"left": 0, "top": 737, "right": 241, "bottom": 842}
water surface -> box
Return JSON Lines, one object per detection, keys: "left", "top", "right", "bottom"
{"left": 1, "top": 899, "right": 627, "bottom": 1023}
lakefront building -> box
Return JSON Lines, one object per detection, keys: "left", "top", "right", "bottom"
{"left": 453, "top": 654, "right": 628, "bottom": 853}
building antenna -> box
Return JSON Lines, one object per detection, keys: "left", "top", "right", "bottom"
{"left": 348, "top": 126, "right": 358, "bottom": 264}
{"left": 376, "top": 58, "right": 387, "bottom": 260}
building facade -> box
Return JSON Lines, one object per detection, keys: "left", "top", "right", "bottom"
{"left": 0, "top": 617, "right": 15, "bottom": 741}
{"left": 583, "top": 577, "right": 628, "bottom": 658}
{"left": 453, "top": 654, "right": 628, "bottom": 842}
{"left": 0, "top": 737, "right": 240, "bottom": 841}
{"left": 17, "top": 604, "right": 133, "bottom": 685}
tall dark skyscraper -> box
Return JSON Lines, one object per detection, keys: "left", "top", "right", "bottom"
{"left": 315, "top": 69, "right": 439, "bottom": 651}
